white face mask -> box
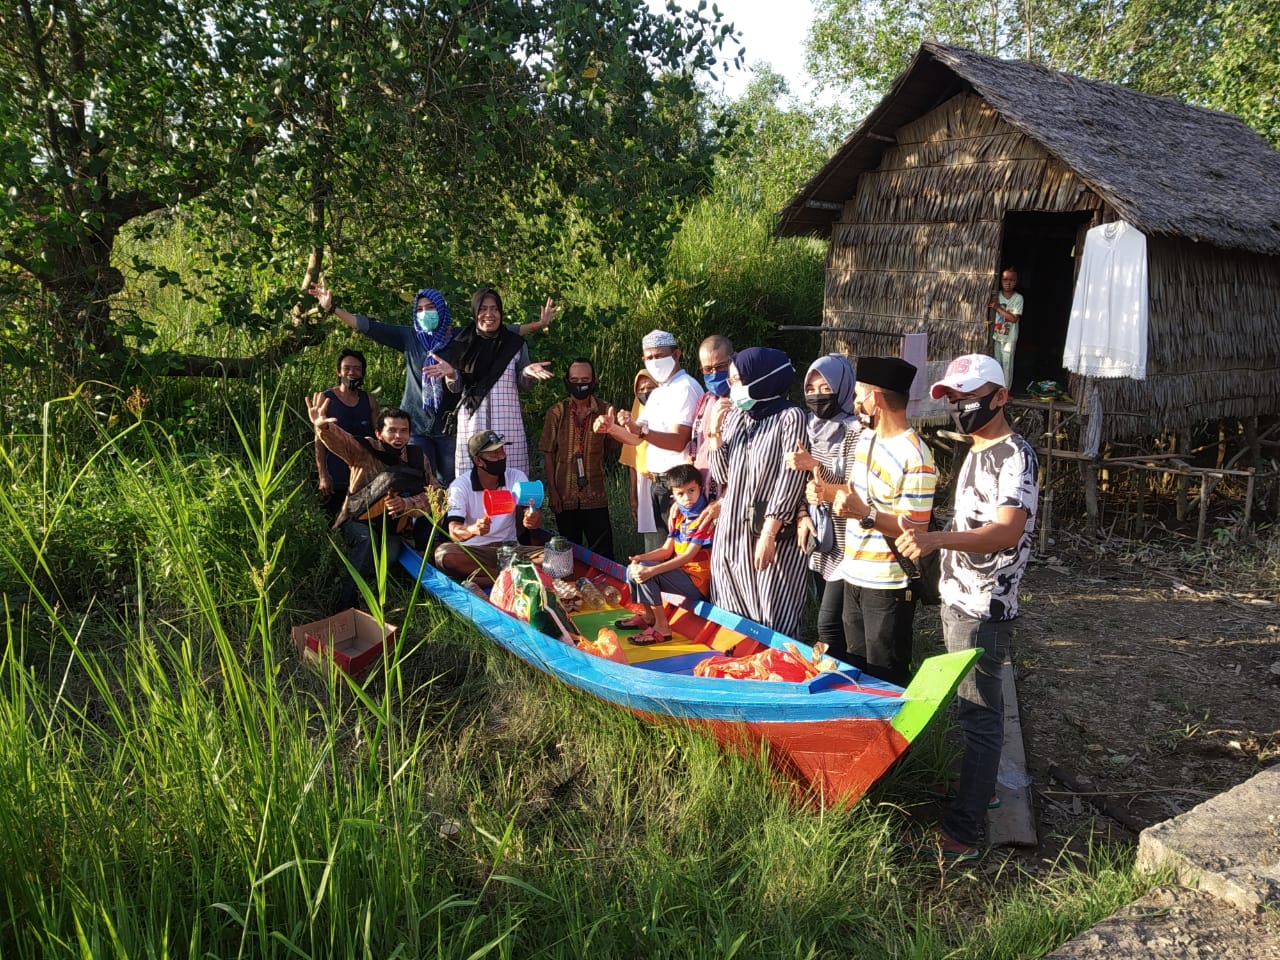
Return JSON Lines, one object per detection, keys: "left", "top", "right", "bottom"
{"left": 644, "top": 354, "right": 678, "bottom": 384}
{"left": 732, "top": 361, "right": 793, "bottom": 411}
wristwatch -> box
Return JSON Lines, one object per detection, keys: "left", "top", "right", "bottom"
{"left": 859, "top": 504, "right": 878, "bottom": 530}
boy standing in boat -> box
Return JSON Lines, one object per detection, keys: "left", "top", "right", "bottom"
{"left": 895, "top": 353, "right": 1038, "bottom": 861}
{"left": 615, "top": 464, "right": 713, "bottom": 646}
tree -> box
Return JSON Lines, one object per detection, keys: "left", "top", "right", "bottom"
{"left": 0, "top": 0, "right": 738, "bottom": 378}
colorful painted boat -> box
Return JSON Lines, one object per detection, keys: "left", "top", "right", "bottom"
{"left": 397, "top": 543, "right": 977, "bottom": 808}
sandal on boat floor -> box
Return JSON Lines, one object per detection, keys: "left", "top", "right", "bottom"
{"left": 613, "top": 613, "right": 650, "bottom": 630}
{"left": 629, "top": 626, "right": 672, "bottom": 646}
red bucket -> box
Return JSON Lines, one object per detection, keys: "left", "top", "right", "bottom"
{"left": 483, "top": 489, "right": 516, "bottom": 516}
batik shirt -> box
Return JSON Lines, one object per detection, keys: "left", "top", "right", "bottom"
{"left": 939, "top": 433, "right": 1039, "bottom": 621}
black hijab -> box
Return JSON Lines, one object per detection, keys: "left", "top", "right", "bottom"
{"left": 439, "top": 288, "right": 525, "bottom": 414}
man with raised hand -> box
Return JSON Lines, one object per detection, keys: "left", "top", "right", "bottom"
{"left": 594, "top": 329, "right": 703, "bottom": 530}
{"left": 308, "top": 393, "right": 438, "bottom": 612}
{"left": 896, "top": 353, "right": 1039, "bottom": 862}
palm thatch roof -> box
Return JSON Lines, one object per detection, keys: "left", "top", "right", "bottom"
{"left": 778, "top": 43, "right": 1280, "bottom": 256}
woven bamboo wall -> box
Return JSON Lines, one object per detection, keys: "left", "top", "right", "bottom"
{"left": 822, "top": 91, "right": 1280, "bottom": 437}
{"left": 1086, "top": 235, "right": 1280, "bottom": 434}
{"left": 823, "top": 93, "right": 1103, "bottom": 360}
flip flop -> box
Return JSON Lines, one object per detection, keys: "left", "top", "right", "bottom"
{"left": 629, "top": 626, "right": 672, "bottom": 646}
{"left": 907, "top": 824, "right": 983, "bottom": 862}
{"left": 613, "top": 613, "right": 650, "bottom": 630}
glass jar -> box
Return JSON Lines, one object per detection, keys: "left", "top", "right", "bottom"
{"left": 496, "top": 541, "right": 519, "bottom": 570}
{"left": 542, "top": 536, "right": 575, "bottom": 580}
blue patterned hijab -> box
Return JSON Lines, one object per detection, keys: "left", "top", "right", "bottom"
{"left": 413, "top": 288, "right": 454, "bottom": 412}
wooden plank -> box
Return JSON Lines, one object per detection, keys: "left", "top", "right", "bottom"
{"left": 987, "top": 658, "right": 1038, "bottom": 847}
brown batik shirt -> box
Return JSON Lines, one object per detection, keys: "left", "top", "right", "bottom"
{"left": 539, "top": 396, "right": 612, "bottom": 512}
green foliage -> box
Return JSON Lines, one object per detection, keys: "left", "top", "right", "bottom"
{"left": 805, "top": 0, "right": 1280, "bottom": 146}
{"left": 0, "top": 0, "right": 739, "bottom": 376}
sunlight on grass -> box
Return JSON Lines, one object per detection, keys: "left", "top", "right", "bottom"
{"left": 0, "top": 391, "right": 1154, "bottom": 958}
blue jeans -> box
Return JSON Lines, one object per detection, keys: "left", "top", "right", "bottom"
{"left": 413, "top": 432, "right": 456, "bottom": 486}
{"left": 627, "top": 562, "right": 704, "bottom": 607}
{"left": 940, "top": 605, "right": 1013, "bottom": 846}
{"left": 337, "top": 516, "right": 402, "bottom": 611}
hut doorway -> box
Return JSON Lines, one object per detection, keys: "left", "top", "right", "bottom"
{"left": 997, "top": 211, "right": 1092, "bottom": 393}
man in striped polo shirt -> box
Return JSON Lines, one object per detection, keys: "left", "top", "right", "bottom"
{"left": 826, "top": 357, "right": 936, "bottom": 687}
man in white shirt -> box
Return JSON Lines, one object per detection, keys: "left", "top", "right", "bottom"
{"left": 594, "top": 329, "right": 703, "bottom": 527}
{"left": 434, "top": 430, "right": 544, "bottom": 585}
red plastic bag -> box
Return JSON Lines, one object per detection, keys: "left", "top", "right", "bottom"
{"left": 693, "top": 647, "right": 811, "bottom": 683}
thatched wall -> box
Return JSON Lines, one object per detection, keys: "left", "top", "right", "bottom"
{"left": 821, "top": 90, "right": 1280, "bottom": 438}
{"left": 1085, "top": 236, "right": 1280, "bottom": 434}
{"left": 823, "top": 93, "right": 1105, "bottom": 360}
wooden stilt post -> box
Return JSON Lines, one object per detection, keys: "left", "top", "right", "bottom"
{"left": 1134, "top": 470, "right": 1145, "bottom": 538}
{"left": 1176, "top": 433, "right": 1190, "bottom": 521}
{"left": 1196, "top": 473, "right": 1209, "bottom": 541}
{"left": 1244, "top": 469, "right": 1255, "bottom": 531}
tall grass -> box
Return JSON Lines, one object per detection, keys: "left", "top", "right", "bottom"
{"left": 0, "top": 389, "right": 1155, "bottom": 957}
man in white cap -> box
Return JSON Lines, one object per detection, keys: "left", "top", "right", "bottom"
{"left": 594, "top": 329, "right": 703, "bottom": 528}
{"left": 895, "top": 353, "right": 1038, "bottom": 861}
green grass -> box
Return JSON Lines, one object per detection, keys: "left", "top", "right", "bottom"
{"left": 0, "top": 390, "right": 1156, "bottom": 959}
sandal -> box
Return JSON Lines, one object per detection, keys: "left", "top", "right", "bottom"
{"left": 613, "top": 613, "right": 651, "bottom": 630}
{"left": 907, "top": 824, "right": 983, "bottom": 862}
{"left": 629, "top": 626, "right": 672, "bottom": 646}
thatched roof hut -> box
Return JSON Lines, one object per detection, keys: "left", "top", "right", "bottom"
{"left": 779, "top": 42, "right": 1280, "bottom": 438}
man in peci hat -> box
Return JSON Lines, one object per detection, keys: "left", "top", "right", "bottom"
{"left": 895, "top": 353, "right": 1038, "bottom": 861}
{"left": 809, "top": 356, "right": 936, "bottom": 687}
{"left": 594, "top": 329, "right": 703, "bottom": 531}
{"left": 434, "top": 429, "right": 545, "bottom": 585}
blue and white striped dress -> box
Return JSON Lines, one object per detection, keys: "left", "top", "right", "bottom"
{"left": 709, "top": 405, "right": 810, "bottom": 637}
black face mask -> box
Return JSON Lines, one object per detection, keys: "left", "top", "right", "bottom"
{"left": 477, "top": 457, "right": 506, "bottom": 484}
{"left": 954, "top": 392, "right": 1002, "bottom": 434}
{"left": 568, "top": 381, "right": 595, "bottom": 400}
{"left": 637, "top": 390, "right": 653, "bottom": 405}
{"left": 804, "top": 394, "right": 841, "bottom": 420}
{"left": 340, "top": 375, "right": 363, "bottom": 391}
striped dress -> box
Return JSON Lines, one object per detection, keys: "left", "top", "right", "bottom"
{"left": 709, "top": 405, "right": 810, "bottom": 637}
{"left": 452, "top": 348, "right": 532, "bottom": 478}
{"left": 810, "top": 424, "right": 864, "bottom": 578}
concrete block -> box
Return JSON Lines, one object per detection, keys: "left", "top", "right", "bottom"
{"left": 1137, "top": 764, "right": 1280, "bottom": 915}
{"left": 1042, "top": 885, "right": 1280, "bottom": 959}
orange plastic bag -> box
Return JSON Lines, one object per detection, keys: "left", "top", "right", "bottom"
{"left": 576, "top": 627, "right": 628, "bottom": 664}
{"left": 693, "top": 647, "right": 811, "bottom": 683}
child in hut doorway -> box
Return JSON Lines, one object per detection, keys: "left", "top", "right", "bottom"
{"left": 989, "top": 267, "right": 1023, "bottom": 392}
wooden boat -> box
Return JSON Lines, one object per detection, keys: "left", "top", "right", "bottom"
{"left": 397, "top": 543, "right": 977, "bottom": 808}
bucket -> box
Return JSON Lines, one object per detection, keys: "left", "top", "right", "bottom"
{"left": 511, "top": 480, "right": 545, "bottom": 509}
{"left": 482, "top": 489, "right": 516, "bottom": 516}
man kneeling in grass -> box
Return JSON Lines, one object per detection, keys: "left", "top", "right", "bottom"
{"left": 308, "top": 392, "right": 440, "bottom": 611}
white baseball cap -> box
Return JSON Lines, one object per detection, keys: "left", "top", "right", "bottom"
{"left": 929, "top": 354, "right": 1006, "bottom": 399}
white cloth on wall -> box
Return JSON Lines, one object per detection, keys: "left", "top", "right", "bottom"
{"left": 900, "top": 332, "right": 928, "bottom": 417}
{"left": 1063, "top": 220, "right": 1149, "bottom": 380}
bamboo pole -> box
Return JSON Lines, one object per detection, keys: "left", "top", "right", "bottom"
{"left": 1196, "top": 474, "right": 1209, "bottom": 542}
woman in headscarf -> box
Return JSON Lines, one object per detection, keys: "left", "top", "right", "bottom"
{"left": 785, "top": 354, "right": 863, "bottom": 655}
{"left": 426, "top": 288, "right": 554, "bottom": 478}
{"left": 308, "top": 283, "right": 460, "bottom": 484}
{"left": 617, "top": 370, "right": 663, "bottom": 551}
{"left": 704, "top": 347, "right": 809, "bottom": 636}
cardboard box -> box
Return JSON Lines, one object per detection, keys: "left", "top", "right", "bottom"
{"left": 291, "top": 609, "right": 398, "bottom": 675}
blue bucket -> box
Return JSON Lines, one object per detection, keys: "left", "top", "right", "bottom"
{"left": 511, "top": 479, "right": 545, "bottom": 509}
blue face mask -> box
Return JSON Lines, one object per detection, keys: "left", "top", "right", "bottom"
{"left": 416, "top": 308, "right": 440, "bottom": 332}
{"left": 703, "top": 370, "right": 730, "bottom": 397}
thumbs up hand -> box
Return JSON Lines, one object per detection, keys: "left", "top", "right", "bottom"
{"left": 785, "top": 438, "right": 817, "bottom": 472}
{"left": 593, "top": 405, "right": 616, "bottom": 434}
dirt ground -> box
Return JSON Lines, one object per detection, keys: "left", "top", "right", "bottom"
{"left": 1007, "top": 532, "right": 1279, "bottom": 842}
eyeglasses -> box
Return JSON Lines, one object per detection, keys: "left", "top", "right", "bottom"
{"left": 701, "top": 359, "right": 730, "bottom": 375}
